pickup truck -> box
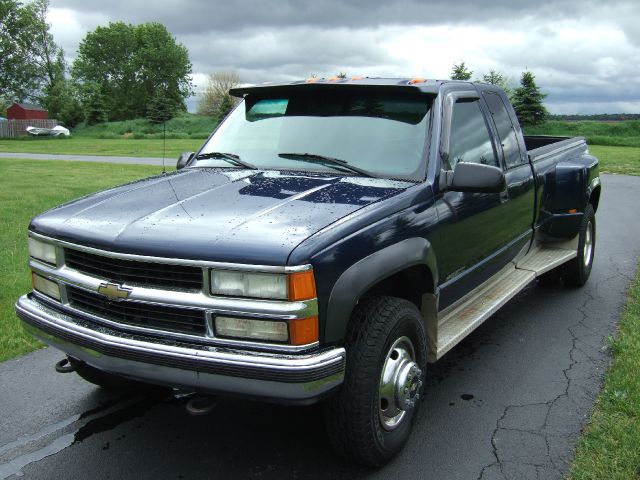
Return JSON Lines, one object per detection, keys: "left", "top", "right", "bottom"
{"left": 15, "top": 77, "right": 600, "bottom": 466}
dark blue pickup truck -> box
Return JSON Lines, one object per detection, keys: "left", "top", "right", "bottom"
{"left": 16, "top": 77, "right": 600, "bottom": 466}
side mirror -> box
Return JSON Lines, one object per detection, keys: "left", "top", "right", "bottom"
{"left": 177, "top": 152, "right": 194, "bottom": 170}
{"left": 447, "top": 162, "right": 506, "bottom": 193}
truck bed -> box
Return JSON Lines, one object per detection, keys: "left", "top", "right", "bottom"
{"left": 524, "top": 135, "right": 587, "bottom": 161}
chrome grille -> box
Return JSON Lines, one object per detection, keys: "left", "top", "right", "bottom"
{"left": 64, "top": 248, "right": 203, "bottom": 291}
{"left": 66, "top": 286, "right": 206, "bottom": 336}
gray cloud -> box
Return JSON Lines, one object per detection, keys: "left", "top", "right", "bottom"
{"left": 49, "top": 0, "right": 640, "bottom": 114}
{"left": 53, "top": 0, "right": 617, "bottom": 33}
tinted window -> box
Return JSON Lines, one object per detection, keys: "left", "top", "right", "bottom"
{"left": 447, "top": 100, "right": 498, "bottom": 170}
{"left": 197, "top": 90, "right": 432, "bottom": 179}
{"left": 483, "top": 92, "right": 524, "bottom": 168}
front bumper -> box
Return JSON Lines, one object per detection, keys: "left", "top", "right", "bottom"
{"left": 15, "top": 294, "right": 345, "bottom": 403}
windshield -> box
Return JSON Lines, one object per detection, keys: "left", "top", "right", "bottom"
{"left": 195, "top": 89, "right": 433, "bottom": 179}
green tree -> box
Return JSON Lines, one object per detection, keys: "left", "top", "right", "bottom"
{"left": 480, "top": 70, "right": 513, "bottom": 97}
{"left": 336, "top": 72, "right": 347, "bottom": 79}
{"left": 72, "top": 21, "right": 192, "bottom": 121}
{"left": 1, "top": 0, "right": 36, "bottom": 100}
{"left": 58, "top": 95, "right": 84, "bottom": 127}
{"left": 80, "top": 82, "right": 108, "bottom": 125}
{"left": 26, "top": 0, "right": 65, "bottom": 98}
{"left": 511, "top": 71, "right": 548, "bottom": 127}
{"left": 197, "top": 71, "right": 240, "bottom": 117}
{"left": 0, "top": 0, "right": 63, "bottom": 101}
{"left": 451, "top": 60, "right": 472, "bottom": 80}
{"left": 146, "top": 90, "right": 176, "bottom": 123}
{"left": 43, "top": 78, "right": 84, "bottom": 126}
{"left": 217, "top": 93, "right": 235, "bottom": 119}
{"left": 0, "top": 96, "right": 10, "bottom": 116}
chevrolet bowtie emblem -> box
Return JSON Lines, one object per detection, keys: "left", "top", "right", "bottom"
{"left": 97, "top": 282, "right": 131, "bottom": 301}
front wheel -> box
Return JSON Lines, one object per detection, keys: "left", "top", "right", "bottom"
{"left": 324, "top": 296, "right": 427, "bottom": 467}
{"left": 561, "top": 203, "right": 596, "bottom": 287}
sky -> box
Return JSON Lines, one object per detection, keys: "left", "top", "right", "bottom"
{"left": 47, "top": 0, "right": 640, "bottom": 114}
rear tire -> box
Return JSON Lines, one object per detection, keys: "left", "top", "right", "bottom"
{"left": 76, "top": 364, "right": 145, "bottom": 390}
{"left": 324, "top": 296, "right": 427, "bottom": 467}
{"left": 561, "top": 203, "right": 596, "bottom": 287}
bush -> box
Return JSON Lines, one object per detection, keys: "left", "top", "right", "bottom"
{"left": 72, "top": 113, "right": 217, "bottom": 139}
{"left": 96, "top": 132, "right": 118, "bottom": 139}
{"left": 526, "top": 120, "right": 640, "bottom": 147}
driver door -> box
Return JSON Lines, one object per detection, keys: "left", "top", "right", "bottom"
{"left": 434, "top": 93, "right": 514, "bottom": 309}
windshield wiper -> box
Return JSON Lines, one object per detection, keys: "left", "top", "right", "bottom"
{"left": 195, "top": 152, "right": 257, "bottom": 170}
{"left": 278, "top": 152, "right": 376, "bottom": 178}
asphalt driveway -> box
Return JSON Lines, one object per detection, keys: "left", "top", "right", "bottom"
{"left": 1, "top": 174, "right": 638, "bottom": 480}
{"left": 0, "top": 152, "right": 165, "bottom": 166}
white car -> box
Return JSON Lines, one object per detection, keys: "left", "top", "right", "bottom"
{"left": 26, "top": 125, "right": 70, "bottom": 137}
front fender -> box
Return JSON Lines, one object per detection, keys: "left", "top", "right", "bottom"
{"left": 324, "top": 237, "right": 438, "bottom": 343}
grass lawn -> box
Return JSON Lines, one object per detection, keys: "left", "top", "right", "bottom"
{"left": 527, "top": 119, "right": 640, "bottom": 148}
{"left": 1, "top": 140, "right": 639, "bottom": 178}
{"left": 569, "top": 263, "right": 640, "bottom": 480}
{"left": 0, "top": 137, "right": 204, "bottom": 158}
{"left": 0, "top": 158, "right": 161, "bottom": 361}
{"left": 589, "top": 145, "right": 640, "bottom": 176}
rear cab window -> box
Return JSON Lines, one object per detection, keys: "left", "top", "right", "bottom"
{"left": 483, "top": 91, "right": 525, "bottom": 169}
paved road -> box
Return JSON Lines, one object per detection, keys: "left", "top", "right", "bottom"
{"left": 1, "top": 174, "right": 638, "bottom": 480}
{"left": 0, "top": 152, "right": 165, "bottom": 166}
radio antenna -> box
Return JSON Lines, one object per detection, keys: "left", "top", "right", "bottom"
{"left": 162, "top": 120, "right": 166, "bottom": 174}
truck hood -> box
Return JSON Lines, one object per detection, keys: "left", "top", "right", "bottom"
{"left": 31, "top": 168, "right": 411, "bottom": 265}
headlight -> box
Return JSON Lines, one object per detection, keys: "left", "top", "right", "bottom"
{"left": 211, "top": 270, "right": 288, "bottom": 299}
{"left": 28, "top": 237, "right": 57, "bottom": 265}
{"left": 214, "top": 315, "right": 319, "bottom": 345}
{"left": 32, "top": 273, "right": 61, "bottom": 300}
{"left": 215, "top": 316, "right": 289, "bottom": 342}
{"left": 209, "top": 269, "right": 316, "bottom": 301}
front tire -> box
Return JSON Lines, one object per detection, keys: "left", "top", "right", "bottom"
{"left": 561, "top": 203, "right": 596, "bottom": 287}
{"left": 324, "top": 296, "right": 427, "bottom": 467}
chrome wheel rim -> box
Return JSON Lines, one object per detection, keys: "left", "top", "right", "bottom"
{"left": 378, "top": 336, "right": 423, "bottom": 431}
{"left": 584, "top": 221, "right": 593, "bottom": 267}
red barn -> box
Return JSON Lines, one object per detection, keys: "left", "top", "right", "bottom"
{"left": 7, "top": 103, "right": 49, "bottom": 120}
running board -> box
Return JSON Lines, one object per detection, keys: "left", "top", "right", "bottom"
{"left": 430, "top": 245, "right": 577, "bottom": 361}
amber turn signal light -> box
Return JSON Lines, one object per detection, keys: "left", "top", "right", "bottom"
{"left": 289, "top": 316, "right": 319, "bottom": 345}
{"left": 288, "top": 270, "right": 317, "bottom": 301}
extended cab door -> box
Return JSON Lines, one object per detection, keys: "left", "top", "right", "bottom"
{"left": 482, "top": 88, "right": 535, "bottom": 254}
{"left": 434, "top": 88, "right": 534, "bottom": 310}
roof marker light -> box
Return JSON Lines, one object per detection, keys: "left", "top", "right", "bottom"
{"left": 408, "top": 78, "right": 427, "bottom": 84}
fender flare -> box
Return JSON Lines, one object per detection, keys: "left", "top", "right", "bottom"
{"left": 586, "top": 174, "right": 601, "bottom": 211}
{"left": 324, "top": 237, "right": 438, "bottom": 343}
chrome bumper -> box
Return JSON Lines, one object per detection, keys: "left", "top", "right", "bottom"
{"left": 15, "top": 294, "right": 345, "bottom": 403}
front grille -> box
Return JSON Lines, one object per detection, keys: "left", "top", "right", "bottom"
{"left": 64, "top": 248, "right": 203, "bottom": 291}
{"left": 66, "top": 286, "right": 206, "bottom": 336}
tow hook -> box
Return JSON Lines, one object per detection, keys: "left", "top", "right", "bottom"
{"left": 185, "top": 395, "right": 217, "bottom": 416}
{"left": 54, "top": 356, "right": 84, "bottom": 373}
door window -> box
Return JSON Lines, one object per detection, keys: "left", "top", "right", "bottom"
{"left": 447, "top": 100, "right": 499, "bottom": 170}
{"left": 483, "top": 92, "right": 525, "bottom": 168}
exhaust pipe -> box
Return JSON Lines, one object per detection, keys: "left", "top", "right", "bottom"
{"left": 54, "top": 356, "right": 84, "bottom": 373}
